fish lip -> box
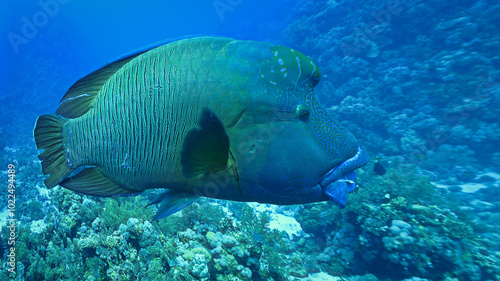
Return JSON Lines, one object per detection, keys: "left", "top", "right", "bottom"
{"left": 319, "top": 146, "right": 369, "bottom": 207}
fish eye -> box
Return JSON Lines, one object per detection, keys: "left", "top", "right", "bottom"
{"left": 296, "top": 104, "right": 310, "bottom": 121}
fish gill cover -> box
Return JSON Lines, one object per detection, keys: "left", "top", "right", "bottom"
{"left": 1, "top": 0, "right": 500, "bottom": 280}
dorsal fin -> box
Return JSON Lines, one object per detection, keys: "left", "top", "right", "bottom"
{"left": 56, "top": 51, "right": 146, "bottom": 118}
{"left": 55, "top": 36, "right": 229, "bottom": 119}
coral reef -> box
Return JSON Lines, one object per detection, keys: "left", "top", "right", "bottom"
{"left": 294, "top": 165, "right": 500, "bottom": 281}
{"left": 286, "top": 0, "right": 500, "bottom": 180}
{"left": 1, "top": 148, "right": 498, "bottom": 281}
{"left": 2, "top": 1, "right": 500, "bottom": 280}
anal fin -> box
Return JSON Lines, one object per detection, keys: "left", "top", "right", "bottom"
{"left": 60, "top": 167, "right": 141, "bottom": 197}
{"left": 147, "top": 190, "right": 199, "bottom": 221}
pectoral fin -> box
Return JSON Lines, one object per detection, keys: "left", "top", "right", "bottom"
{"left": 181, "top": 108, "right": 229, "bottom": 178}
{"left": 147, "top": 190, "right": 199, "bottom": 220}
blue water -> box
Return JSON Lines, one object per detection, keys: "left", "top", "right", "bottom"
{"left": 1, "top": 0, "right": 298, "bottom": 141}
{"left": 1, "top": 0, "right": 499, "bottom": 280}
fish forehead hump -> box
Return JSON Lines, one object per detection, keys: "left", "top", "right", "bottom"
{"left": 135, "top": 38, "right": 324, "bottom": 118}
{"left": 260, "top": 44, "right": 321, "bottom": 90}
{"left": 223, "top": 40, "right": 320, "bottom": 86}
{"left": 214, "top": 40, "right": 322, "bottom": 115}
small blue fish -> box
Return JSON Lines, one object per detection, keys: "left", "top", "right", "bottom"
{"left": 52, "top": 212, "right": 58, "bottom": 231}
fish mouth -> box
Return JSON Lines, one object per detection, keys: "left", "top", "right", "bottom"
{"left": 319, "top": 146, "right": 369, "bottom": 208}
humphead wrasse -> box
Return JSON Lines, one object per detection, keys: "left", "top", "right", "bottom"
{"left": 34, "top": 37, "right": 368, "bottom": 220}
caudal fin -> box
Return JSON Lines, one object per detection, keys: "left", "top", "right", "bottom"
{"left": 34, "top": 114, "right": 74, "bottom": 188}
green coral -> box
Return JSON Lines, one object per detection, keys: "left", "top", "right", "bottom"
{"left": 101, "top": 197, "right": 153, "bottom": 230}
{"left": 182, "top": 247, "right": 212, "bottom": 261}
{"left": 206, "top": 231, "right": 216, "bottom": 244}
{"left": 441, "top": 217, "right": 474, "bottom": 240}
{"left": 77, "top": 233, "right": 100, "bottom": 249}
{"left": 103, "top": 235, "right": 120, "bottom": 248}
{"left": 295, "top": 202, "right": 342, "bottom": 235}
{"left": 351, "top": 166, "right": 441, "bottom": 210}
{"left": 21, "top": 200, "right": 45, "bottom": 220}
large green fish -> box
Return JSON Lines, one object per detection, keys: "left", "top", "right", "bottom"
{"left": 34, "top": 37, "right": 368, "bottom": 220}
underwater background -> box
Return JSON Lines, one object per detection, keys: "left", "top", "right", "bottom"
{"left": 1, "top": 0, "right": 499, "bottom": 280}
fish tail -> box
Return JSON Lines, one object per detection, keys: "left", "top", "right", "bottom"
{"left": 34, "top": 114, "right": 75, "bottom": 188}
